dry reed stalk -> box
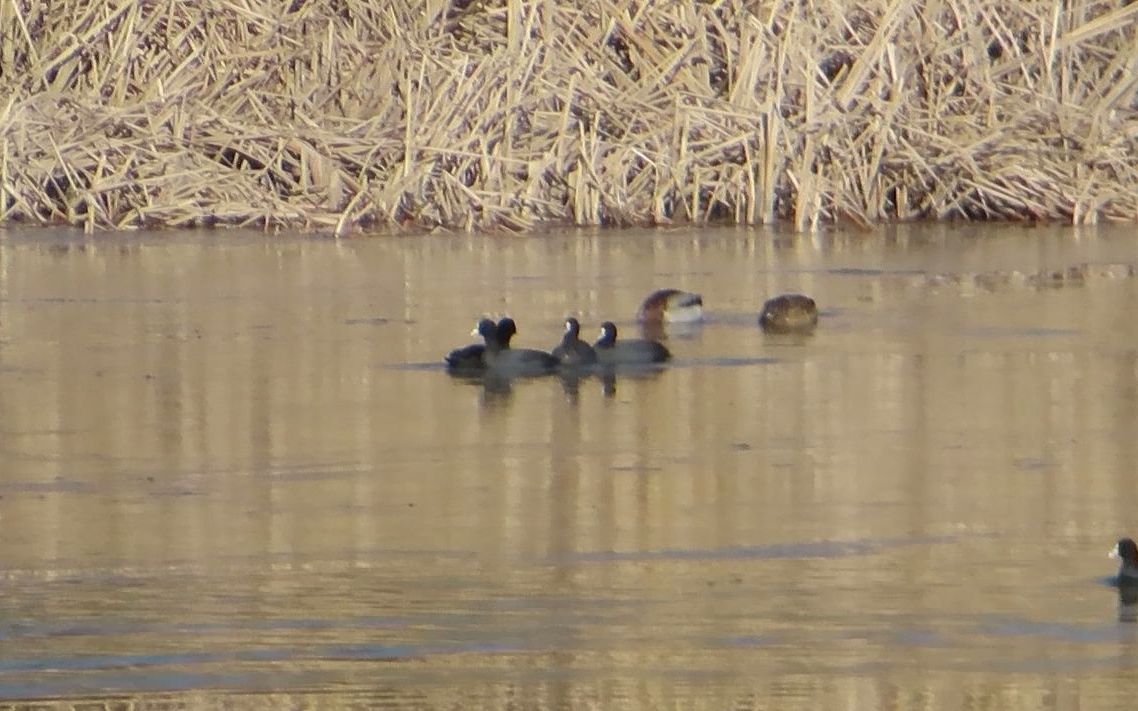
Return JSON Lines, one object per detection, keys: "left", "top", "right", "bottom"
{"left": 0, "top": 0, "right": 1136, "bottom": 233}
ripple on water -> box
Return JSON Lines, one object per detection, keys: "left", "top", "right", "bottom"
{"left": 562, "top": 535, "right": 958, "bottom": 564}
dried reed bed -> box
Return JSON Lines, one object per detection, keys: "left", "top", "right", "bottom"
{"left": 1, "top": 0, "right": 1137, "bottom": 234}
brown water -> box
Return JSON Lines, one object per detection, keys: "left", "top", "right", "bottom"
{"left": 2, "top": 224, "right": 1138, "bottom": 708}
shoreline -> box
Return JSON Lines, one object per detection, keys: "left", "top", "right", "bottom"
{"left": 2, "top": 1, "right": 1136, "bottom": 234}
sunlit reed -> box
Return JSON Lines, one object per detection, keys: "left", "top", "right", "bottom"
{"left": 1, "top": 0, "right": 1136, "bottom": 234}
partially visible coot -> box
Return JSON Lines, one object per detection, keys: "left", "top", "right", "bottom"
{"left": 445, "top": 342, "right": 485, "bottom": 372}
{"left": 486, "top": 317, "right": 558, "bottom": 375}
{"left": 594, "top": 321, "right": 670, "bottom": 364}
{"left": 445, "top": 317, "right": 511, "bottom": 373}
{"left": 1111, "top": 538, "right": 1138, "bottom": 584}
{"left": 551, "top": 317, "right": 597, "bottom": 367}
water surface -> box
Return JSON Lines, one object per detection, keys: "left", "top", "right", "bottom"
{"left": 2, "top": 224, "right": 1138, "bottom": 708}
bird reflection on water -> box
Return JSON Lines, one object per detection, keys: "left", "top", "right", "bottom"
{"left": 1118, "top": 583, "right": 1138, "bottom": 624}
{"left": 1108, "top": 538, "right": 1138, "bottom": 623}
{"left": 447, "top": 364, "right": 664, "bottom": 404}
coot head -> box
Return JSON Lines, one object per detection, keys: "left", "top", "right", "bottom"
{"left": 596, "top": 321, "right": 619, "bottom": 347}
{"left": 496, "top": 317, "right": 517, "bottom": 347}
{"left": 473, "top": 318, "right": 500, "bottom": 344}
{"left": 1111, "top": 538, "right": 1138, "bottom": 582}
{"left": 448, "top": 318, "right": 500, "bottom": 372}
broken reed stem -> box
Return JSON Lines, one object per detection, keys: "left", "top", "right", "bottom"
{"left": 1, "top": 0, "right": 1137, "bottom": 234}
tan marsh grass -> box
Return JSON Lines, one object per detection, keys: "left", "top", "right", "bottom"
{"left": 1, "top": 0, "right": 1137, "bottom": 233}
